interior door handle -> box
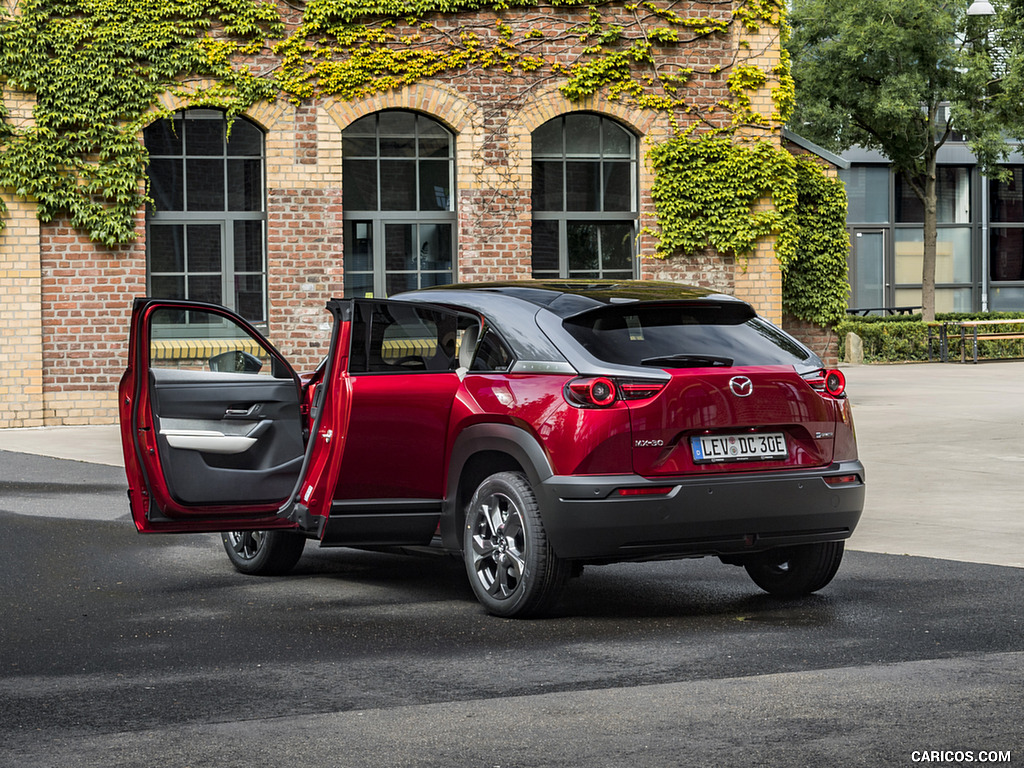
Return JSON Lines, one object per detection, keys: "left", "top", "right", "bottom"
{"left": 224, "top": 404, "right": 261, "bottom": 419}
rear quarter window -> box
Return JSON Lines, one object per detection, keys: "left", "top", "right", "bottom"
{"left": 562, "top": 303, "right": 815, "bottom": 368}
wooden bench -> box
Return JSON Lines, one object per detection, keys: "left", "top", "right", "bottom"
{"left": 949, "top": 318, "right": 1024, "bottom": 363}
{"left": 846, "top": 306, "right": 922, "bottom": 317}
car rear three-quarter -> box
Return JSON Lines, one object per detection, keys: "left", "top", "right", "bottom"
{"left": 409, "top": 282, "right": 865, "bottom": 609}
{"left": 529, "top": 288, "right": 864, "bottom": 592}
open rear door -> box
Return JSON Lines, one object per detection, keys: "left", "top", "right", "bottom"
{"left": 118, "top": 298, "right": 346, "bottom": 534}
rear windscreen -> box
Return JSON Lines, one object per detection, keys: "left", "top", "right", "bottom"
{"left": 562, "top": 303, "right": 815, "bottom": 368}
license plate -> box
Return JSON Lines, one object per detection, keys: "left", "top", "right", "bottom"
{"left": 691, "top": 433, "right": 787, "bottom": 463}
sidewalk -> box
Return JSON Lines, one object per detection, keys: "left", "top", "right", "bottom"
{"left": 2, "top": 361, "right": 1022, "bottom": 568}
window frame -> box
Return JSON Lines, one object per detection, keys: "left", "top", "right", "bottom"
{"left": 342, "top": 111, "right": 458, "bottom": 298}
{"left": 144, "top": 110, "right": 268, "bottom": 327}
{"left": 531, "top": 113, "right": 640, "bottom": 280}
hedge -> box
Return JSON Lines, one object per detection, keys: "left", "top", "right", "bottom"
{"left": 837, "top": 312, "right": 1024, "bottom": 363}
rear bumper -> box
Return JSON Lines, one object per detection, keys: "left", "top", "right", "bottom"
{"left": 536, "top": 461, "right": 865, "bottom": 561}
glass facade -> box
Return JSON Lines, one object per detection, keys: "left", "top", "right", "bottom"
{"left": 841, "top": 164, "right": 989, "bottom": 313}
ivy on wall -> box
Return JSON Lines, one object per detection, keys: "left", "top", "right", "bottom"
{"left": 783, "top": 155, "right": 850, "bottom": 327}
{"left": 0, "top": 0, "right": 849, "bottom": 326}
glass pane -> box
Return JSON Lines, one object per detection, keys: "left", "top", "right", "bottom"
{"left": 894, "top": 228, "right": 971, "bottom": 285}
{"left": 895, "top": 175, "right": 924, "bottom": 223}
{"left": 896, "top": 168, "right": 970, "bottom": 223}
{"left": 343, "top": 159, "right": 378, "bottom": 210}
{"left": 385, "top": 223, "right": 415, "bottom": 271}
{"left": 344, "top": 272, "right": 375, "bottom": 299}
{"left": 379, "top": 111, "right": 416, "bottom": 157}
{"left": 234, "top": 221, "right": 264, "bottom": 273}
{"left": 894, "top": 287, "right": 970, "bottom": 313}
{"left": 144, "top": 119, "right": 182, "bottom": 156}
{"left": 600, "top": 223, "right": 633, "bottom": 272}
{"left": 150, "top": 274, "right": 185, "bottom": 300}
{"left": 148, "top": 159, "right": 183, "bottom": 212}
{"left": 418, "top": 120, "right": 450, "bottom": 158}
{"left": 531, "top": 220, "right": 559, "bottom": 275}
{"left": 840, "top": 167, "right": 890, "bottom": 223}
{"left": 345, "top": 220, "right": 374, "bottom": 272}
{"left": 565, "top": 114, "right": 601, "bottom": 157}
{"left": 346, "top": 114, "right": 376, "bottom": 136}
{"left": 533, "top": 119, "right": 562, "bottom": 157}
{"left": 937, "top": 168, "right": 970, "bottom": 223}
{"left": 149, "top": 225, "right": 185, "bottom": 272}
{"left": 234, "top": 274, "right": 265, "bottom": 322}
{"left": 991, "top": 228, "right": 1024, "bottom": 281}
{"left": 186, "top": 118, "right": 225, "bottom": 156}
{"left": 227, "top": 159, "right": 263, "bottom": 211}
{"left": 602, "top": 119, "right": 632, "bottom": 158}
{"left": 850, "top": 232, "right": 884, "bottom": 309}
{"left": 567, "top": 223, "right": 599, "bottom": 273}
{"left": 343, "top": 135, "right": 377, "bottom": 157}
{"left": 566, "top": 162, "right": 600, "bottom": 211}
{"left": 188, "top": 274, "right": 222, "bottom": 305}
{"left": 187, "top": 225, "right": 222, "bottom": 273}
{"left": 186, "top": 159, "right": 225, "bottom": 210}
{"left": 420, "top": 271, "right": 453, "bottom": 287}
{"left": 418, "top": 223, "right": 452, "bottom": 271}
{"left": 419, "top": 160, "right": 451, "bottom": 211}
{"left": 226, "top": 119, "right": 262, "bottom": 157}
{"left": 990, "top": 169, "right": 1024, "bottom": 223}
{"left": 990, "top": 285, "right": 1024, "bottom": 310}
{"left": 533, "top": 161, "right": 563, "bottom": 211}
{"left": 386, "top": 272, "right": 417, "bottom": 295}
{"left": 603, "top": 162, "right": 633, "bottom": 212}
{"left": 380, "top": 160, "right": 416, "bottom": 209}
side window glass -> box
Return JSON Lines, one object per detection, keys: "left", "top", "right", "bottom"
{"left": 148, "top": 307, "right": 285, "bottom": 377}
{"left": 349, "top": 301, "right": 469, "bottom": 373}
{"left": 470, "top": 328, "right": 514, "bottom": 372}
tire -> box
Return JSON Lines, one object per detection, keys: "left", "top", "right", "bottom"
{"left": 744, "top": 541, "right": 845, "bottom": 597}
{"left": 221, "top": 530, "right": 306, "bottom": 576}
{"left": 463, "top": 471, "right": 570, "bottom": 618}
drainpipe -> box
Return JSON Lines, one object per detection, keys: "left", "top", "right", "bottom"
{"left": 980, "top": 171, "right": 989, "bottom": 312}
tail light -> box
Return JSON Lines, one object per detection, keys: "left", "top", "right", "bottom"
{"left": 802, "top": 368, "right": 847, "bottom": 398}
{"left": 566, "top": 377, "right": 616, "bottom": 407}
{"left": 564, "top": 377, "right": 667, "bottom": 408}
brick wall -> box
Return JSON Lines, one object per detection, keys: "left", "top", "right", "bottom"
{"left": 4, "top": 0, "right": 786, "bottom": 425}
{"left": 783, "top": 313, "right": 840, "bottom": 367}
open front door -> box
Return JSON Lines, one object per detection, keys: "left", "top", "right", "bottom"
{"left": 119, "top": 298, "right": 345, "bottom": 534}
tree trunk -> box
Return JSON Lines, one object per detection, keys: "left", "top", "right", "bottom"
{"left": 921, "top": 155, "right": 938, "bottom": 324}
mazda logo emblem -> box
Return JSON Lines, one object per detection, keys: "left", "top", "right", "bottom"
{"left": 729, "top": 376, "right": 753, "bottom": 397}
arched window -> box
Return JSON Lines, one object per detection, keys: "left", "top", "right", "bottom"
{"left": 342, "top": 111, "right": 457, "bottom": 297}
{"left": 144, "top": 110, "right": 267, "bottom": 324}
{"left": 532, "top": 114, "right": 638, "bottom": 279}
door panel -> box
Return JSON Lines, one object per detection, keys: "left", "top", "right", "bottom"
{"left": 332, "top": 300, "right": 472, "bottom": 502}
{"left": 850, "top": 230, "right": 886, "bottom": 310}
{"left": 121, "top": 298, "right": 322, "bottom": 534}
{"left": 150, "top": 368, "right": 304, "bottom": 504}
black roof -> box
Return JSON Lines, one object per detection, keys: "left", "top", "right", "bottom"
{"left": 405, "top": 280, "right": 739, "bottom": 319}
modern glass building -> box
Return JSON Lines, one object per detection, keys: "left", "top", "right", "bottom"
{"left": 840, "top": 142, "right": 1024, "bottom": 313}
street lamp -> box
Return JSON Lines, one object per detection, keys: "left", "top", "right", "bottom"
{"left": 965, "top": 0, "right": 997, "bottom": 308}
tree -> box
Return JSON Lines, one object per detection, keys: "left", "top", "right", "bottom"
{"left": 787, "top": 0, "right": 1024, "bottom": 322}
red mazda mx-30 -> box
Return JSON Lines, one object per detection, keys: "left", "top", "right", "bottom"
{"left": 119, "top": 280, "right": 865, "bottom": 618}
